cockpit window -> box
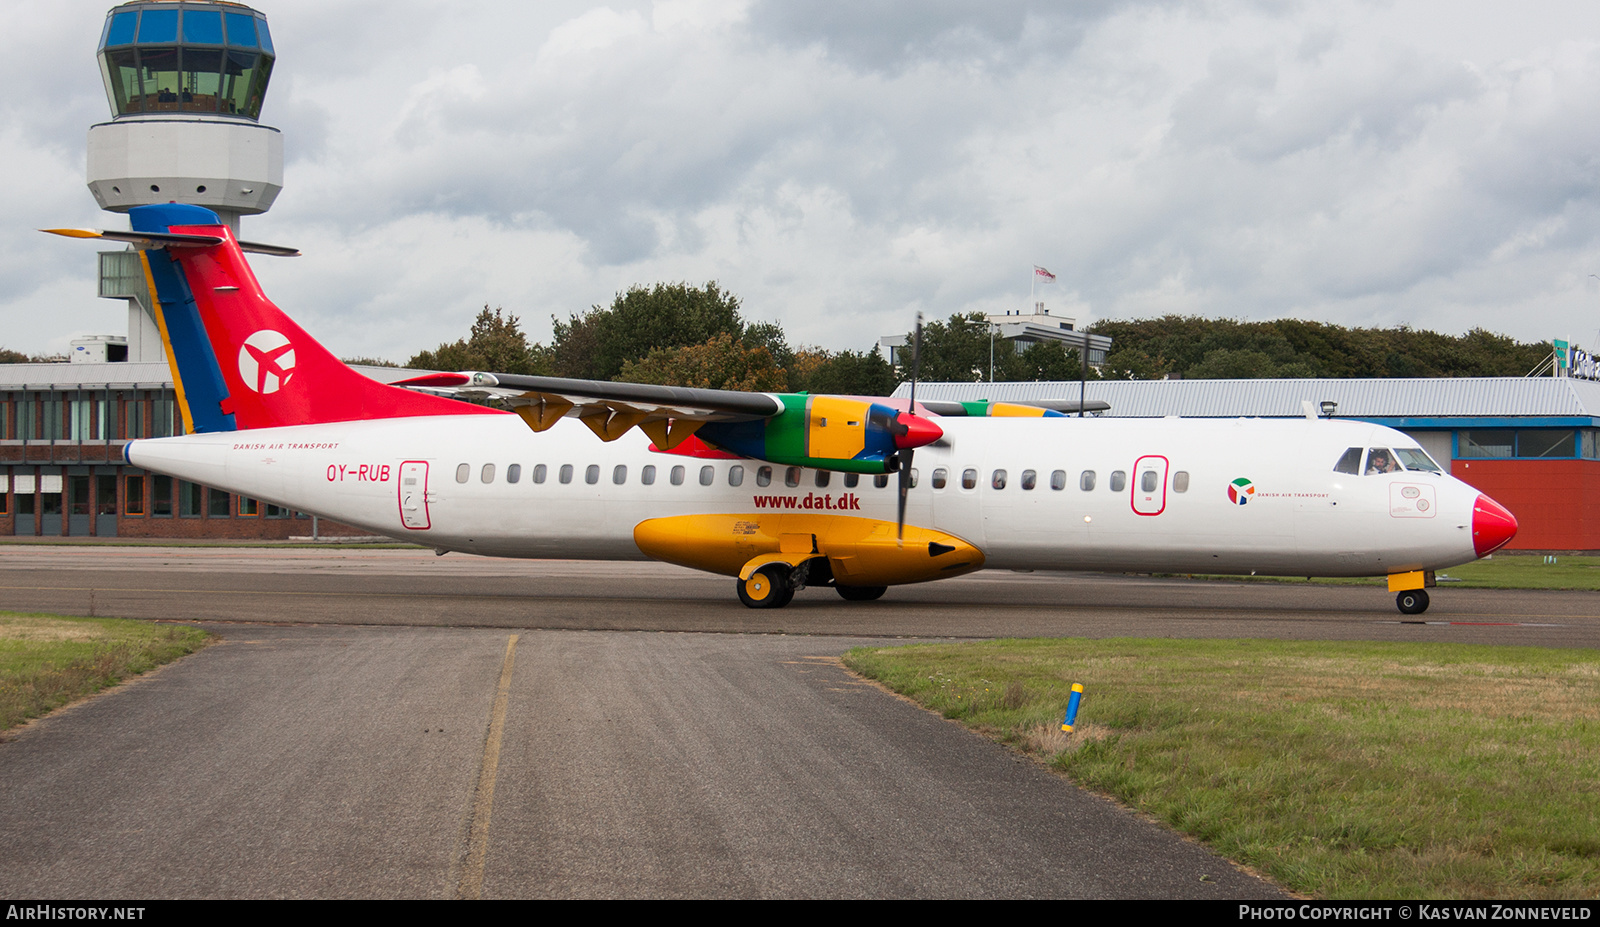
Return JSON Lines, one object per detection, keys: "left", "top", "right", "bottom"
{"left": 1333, "top": 447, "right": 1362, "bottom": 475}
{"left": 1364, "top": 448, "right": 1402, "bottom": 475}
{"left": 1395, "top": 448, "right": 1442, "bottom": 473}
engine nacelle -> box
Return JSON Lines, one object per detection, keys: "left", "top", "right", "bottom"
{"left": 697, "top": 395, "right": 942, "bottom": 475}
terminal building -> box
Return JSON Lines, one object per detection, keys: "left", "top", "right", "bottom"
{"left": 895, "top": 376, "right": 1600, "bottom": 551}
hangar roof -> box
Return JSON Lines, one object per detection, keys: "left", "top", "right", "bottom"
{"left": 892, "top": 377, "right": 1600, "bottom": 427}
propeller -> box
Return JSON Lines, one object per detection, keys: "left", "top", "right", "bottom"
{"left": 897, "top": 313, "right": 923, "bottom": 542}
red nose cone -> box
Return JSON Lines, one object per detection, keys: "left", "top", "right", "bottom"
{"left": 1472, "top": 494, "right": 1518, "bottom": 557}
{"left": 894, "top": 412, "right": 943, "bottom": 450}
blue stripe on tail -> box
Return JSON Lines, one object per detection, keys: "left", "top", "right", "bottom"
{"left": 130, "top": 204, "right": 237, "bottom": 434}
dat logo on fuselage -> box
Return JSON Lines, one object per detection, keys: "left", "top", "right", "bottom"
{"left": 239, "top": 330, "right": 296, "bottom": 394}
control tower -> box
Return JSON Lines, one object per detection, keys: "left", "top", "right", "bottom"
{"left": 87, "top": 1, "right": 282, "bottom": 362}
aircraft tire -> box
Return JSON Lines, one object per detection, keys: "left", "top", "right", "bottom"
{"left": 836, "top": 585, "right": 887, "bottom": 602}
{"left": 1396, "top": 589, "right": 1430, "bottom": 615}
{"left": 738, "top": 564, "right": 793, "bottom": 609}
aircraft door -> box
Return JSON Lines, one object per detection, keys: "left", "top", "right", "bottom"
{"left": 1131, "top": 455, "right": 1168, "bottom": 516}
{"left": 399, "top": 461, "right": 431, "bottom": 530}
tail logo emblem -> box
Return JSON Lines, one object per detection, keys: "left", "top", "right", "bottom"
{"left": 239, "top": 330, "right": 296, "bottom": 394}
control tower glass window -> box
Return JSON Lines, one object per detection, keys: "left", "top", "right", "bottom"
{"left": 98, "top": 2, "right": 275, "bottom": 120}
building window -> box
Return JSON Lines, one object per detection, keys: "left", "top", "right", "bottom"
{"left": 209, "top": 488, "right": 231, "bottom": 517}
{"left": 68, "top": 475, "right": 91, "bottom": 516}
{"left": 239, "top": 497, "right": 259, "bottom": 517}
{"left": 152, "top": 476, "right": 173, "bottom": 516}
{"left": 179, "top": 481, "right": 203, "bottom": 517}
{"left": 125, "top": 475, "right": 145, "bottom": 515}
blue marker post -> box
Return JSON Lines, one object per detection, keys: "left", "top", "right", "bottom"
{"left": 1060, "top": 683, "right": 1084, "bottom": 733}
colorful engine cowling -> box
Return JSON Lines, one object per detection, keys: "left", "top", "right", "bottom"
{"left": 697, "top": 395, "right": 942, "bottom": 474}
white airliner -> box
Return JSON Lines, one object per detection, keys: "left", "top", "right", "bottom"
{"left": 48, "top": 205, "right": 1518, "bottom": 614}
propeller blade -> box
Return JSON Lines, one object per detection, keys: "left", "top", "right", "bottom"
{"left": 898, "top": 313, "right": 923, "bottom": 542}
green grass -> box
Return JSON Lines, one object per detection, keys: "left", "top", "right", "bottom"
{"left": 0, "top": 612, "right": 212, "bottom": 733}
{"left": 844, "top": 638, "right": 1600, "bottom": 899}
{"left": 1163, "top": 554, "right": 1600, "bottom": 592}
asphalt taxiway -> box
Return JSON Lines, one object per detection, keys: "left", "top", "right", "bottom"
{"left": 0, "top": 547, "right": 1593, "bottom": 898}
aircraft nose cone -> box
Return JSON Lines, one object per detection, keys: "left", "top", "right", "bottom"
{"left": 1472, "top": 494, "right": 1518, "bottom": 557}
{"left": 893, "top": 412, "right": 943, "bottom": 450}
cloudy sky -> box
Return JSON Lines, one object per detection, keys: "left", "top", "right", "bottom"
{"left": 5, "top": 0, "right": 1600, "bottom": 362}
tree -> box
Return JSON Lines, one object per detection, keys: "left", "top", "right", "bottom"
{"left": 407, "top": 306, "right": 549, "bottom": 375}
{"left": 552, "top": 281, "right": 745, "bottom": 380}
{"left": 618, "top": 333, "right": 789, "bottom": 391}
{"left": 789, "top": 346, "right": 898, "bottom": 396}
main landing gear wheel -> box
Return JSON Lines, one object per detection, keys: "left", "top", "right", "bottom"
{"left": 1396, "top": 589, "right": 1430, "bottom": 615}
{"left": 836, "top": 585, "right": 887, "bottom": 602}
{"left": 738, "top": 564, "right": 795, "bottom": 609}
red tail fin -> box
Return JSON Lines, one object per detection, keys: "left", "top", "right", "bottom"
{"left": 135, "top": 204, "right": 499, "bottom": 431}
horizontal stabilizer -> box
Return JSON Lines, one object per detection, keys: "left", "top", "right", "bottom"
{"left": 41, "top": 228, "right": 300, "bottom": 257}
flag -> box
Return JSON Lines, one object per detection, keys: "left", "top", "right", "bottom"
{"left": 1034, "top": 265, "right": 1056, "bottom": 282}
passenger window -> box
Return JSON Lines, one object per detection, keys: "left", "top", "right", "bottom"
{"left": 815, "top": 471, "right": 830, "bottom": 488}
{"left": 909, "top": 469, "right": 919, "bottom": 488}
{"left": 785, "top": 467, "right": 802, "bottom": 487}
{"left": 1110, "top": 470, "right": 1126, "bottom": 492}
{"left": 613, "top": 465, "right": 627, "bottom": 485}
{"left": 1080, "top": 470, "right": 1096, "bottom": 491}
{"left": 559, "top": 464, "right": 574, "bottom": 485}
{"left": 533, "top": 464, "right": 547, "bottom": 484}
{"left": 961, "top": 469, "right": 977, "bottom": 490}
{"left": 874, "top": 474, "right": 890, "bottom": 488}
{"left": 992, "top": 469, "right": 1007, "bottom": 490}
{"left": 670, "top": 465, "right": 685, "bottom": 486}
{"left": 1140, "top": 470, "right": 1158, "bottom": 492}
{"left": 1050, "top": 470, "right": 1066, "bottom": 491}
{"left": 729, "top": 465, "right": 744, "bottom": 487}
{"left": 481, "top": 463, "right": 495, "bottom": 484}
{"left": 641, "top": 465, "right": 655, "bottom": 485}
{"left": 1333, "top": 447, "right": 1362, "bottom": 475}
{"left": 1021, "top": 470, "right": 1037, "bottom": 491}
{"left": 506, "top": 463, "right": 521, "bottom": 484}
{"left": 1172, "top": 470, "right": 1189, "bottom": 492}
{"left": 932, "top": 468, "right": 948, "bottom": 489}
{"left": 844, "top": 473, "right": 860, "bottom": 488}
{"left": 585, "top": 465, "right": 600, "bottom": 485}
{"left": 456, "top": 463, "right": 470, "bottom": 484}
{"left": 757, "top": 466, "right": 772, "bottom": 487}
{"left": 699, "top": 465, "right": 715, "bottom": 486}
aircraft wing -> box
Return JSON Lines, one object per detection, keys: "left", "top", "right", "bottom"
{"left": 392, "top": 371, "right": 784, "bottom": 445}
